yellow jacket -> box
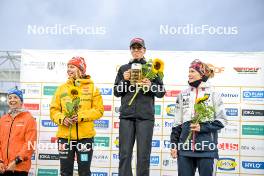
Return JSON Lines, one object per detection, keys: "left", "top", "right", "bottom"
{"left": 50, "top": 76, "right": 104, "bottom": 139}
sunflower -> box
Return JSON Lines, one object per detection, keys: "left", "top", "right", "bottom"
{"left": 195, "top": 94, "right": 210, "bottom": 104}
{"left": 68, "top": 86, "right": 80, "bottom": 100}
{"left": 152, "top": 58, "right": 164, "bottom": 74}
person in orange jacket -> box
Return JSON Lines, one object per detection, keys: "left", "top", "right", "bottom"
{"left": 50, "top": 56, "right": 104, "bottom": 176}
{"left": 0, "top": 88, "right": 37, "bottom": 176}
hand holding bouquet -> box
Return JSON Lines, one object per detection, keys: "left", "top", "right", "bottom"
{"left": 128, "top": 58, "right": 164, "bottom": 106}
{"left": 184, "top": 94, "right": 215, "bottom": 144}
{"left": 64, "top": 86, "right": 80, "bottom": 144}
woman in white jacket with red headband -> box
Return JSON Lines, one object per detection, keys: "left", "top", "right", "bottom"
{"left": 170, "top": 59, "right": 227, "bottom": 176}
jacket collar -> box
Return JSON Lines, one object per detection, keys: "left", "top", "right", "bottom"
{"left": 67, "top": 75, "right": 93, "bottom": 86}
{"left": 8, "top": 108, "right": 27, "bottom": 119}
{"left": 190, "top": 81, "right": 211, "bottom": 91}
{"left": 129, "top": 58, "right": 146, "bottom": 64}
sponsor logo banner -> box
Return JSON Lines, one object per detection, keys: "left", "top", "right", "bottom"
{"left": 41, "top": 120, "right": 57, "bottom": 127}
{"left": 37, "top": 169, "right": 58, "bottom": 176}
{"left": 94, "top": 120, "right": 109, "bottom": 129}
{"left": 217, "top": 158, "right": 237, "bottom": 171}
{"left": 94, "top": 137, "right": 110, "bottom": 147}
{"left": 100, "top": 88, "right": 112, "bottom": 95}
{"left": 233, "top": 67, "right": 261, "bottom": 74}
{"left": 242, "top": 161, "right": 264, "bottom": 170}
{"left": 225, "top": 108, "right": 239, "bottom": 116}
{"left": 43, "top": 86, "right": 58, "bottom": 96}
{"left": 91, "top": 172, "right": 108, "bottom": 176}
{"left": 242, "top": 125, "right": 264, "bottom": 136}
{"left": 242, "top": 109, "right": 264, "bottom": 116}
{"left": 39, "top": 154, "right": 59, "bottom": 160}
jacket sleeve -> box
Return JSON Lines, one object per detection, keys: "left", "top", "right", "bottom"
{"left": 200, "top": 91, "right": 227, "bottom": 133}
{"left": 114, "top": 67, "right": 130, "bottom": 97}
{"left": 171, "top": 125, "right": 182, "bottom": 149}
{"left": 170, "top": 94, "right": 183, "bottom": 147}
{"left": 149, "top": 76, "right": 166, "bottom": 98}
{"left": 17, "top": 116, "right": 37, "bottom": 161}
{"left": 78, "top": 87, "right": 104, "bottom": 122}
{"left": 50, "top": 86, "right": 65, "bottom": 125}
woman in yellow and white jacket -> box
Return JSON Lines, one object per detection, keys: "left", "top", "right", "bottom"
{"left": 50, "top": 56, "right": 104, "bottom": 176}
{"left": 170, "top": 59, "right": 227, "bottom": 176}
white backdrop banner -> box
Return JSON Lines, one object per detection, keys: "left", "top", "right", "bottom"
{"left": 21, "top": 50, "right": 264, "bottom": 176}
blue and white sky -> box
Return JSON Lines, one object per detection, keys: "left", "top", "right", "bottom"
{"left": 0, "top": 0, "right": 264, "bottom": 51}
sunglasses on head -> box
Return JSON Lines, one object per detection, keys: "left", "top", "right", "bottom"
{"left": 131, "top": 45, "right": 143, "bottom": 50}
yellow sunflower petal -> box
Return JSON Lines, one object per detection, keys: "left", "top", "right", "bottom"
{"left": 68, "top": 86, "right": 80, "bottom": 100}
{"left": 152, "top": 58, "right": 164, "bottom": 73}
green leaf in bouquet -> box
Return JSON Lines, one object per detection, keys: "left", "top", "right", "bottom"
{"left": 73, "top": 97, "right": 80, "bottom": 106}
{"left": 157, "top": 72, "right": 164, "bottom": 80}
{"left": 66, "top": 102, "right": 74, "bottom": 112}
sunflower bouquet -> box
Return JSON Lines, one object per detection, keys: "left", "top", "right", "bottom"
{"left": 128, "top": 58, "right": 164, "bottom": 106}
{"left": 64, "top": 86, "right": 80, "bottom": 144}
{"left": 184, "top": 94, "right": 215, "bottom": 144}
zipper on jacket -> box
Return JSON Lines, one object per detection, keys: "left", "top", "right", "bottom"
{"left": 210, "top": 132, "right": 214, "bottom": 141}
{"left": 7, "top": 118, "right": 15, "bottom": 162}
{"left": 195, "top": 88, "right": 199, "bottom": 100}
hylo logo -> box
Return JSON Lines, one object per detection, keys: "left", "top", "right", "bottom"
{"left": 242, "top": 161, "right": 264, "bottom": 170}
{"left": 42, "top": 120, "right": 57, "bottom": 127}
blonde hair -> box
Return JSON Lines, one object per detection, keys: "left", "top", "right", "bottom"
{"left": 202, "top": 63, "right": 215, "bottom": 79}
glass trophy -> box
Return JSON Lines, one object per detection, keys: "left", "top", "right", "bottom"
{"left": 130, "top": 63, "right": 142, "bottom": 85}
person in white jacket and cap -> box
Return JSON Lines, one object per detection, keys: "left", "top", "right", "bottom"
{"left": 170, "top": 59, "right": 227, "bottom": 176}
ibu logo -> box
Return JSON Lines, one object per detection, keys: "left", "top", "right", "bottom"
{"left": 225, "top": 108, "right": 238, "bottom": 116}
{"left": 152, "top": 140, "right": 161, "bottom": 148}
{"left": 91, "top": 173, "right": 108, "bottom": 176}
{"left": 100, "top": 88, "right": 112, "bottom": 95}
{"left": 94, "top": 120, "right": 109, "bottom": 128}
{"left": 150, "top": 156, "right": 160, "bottom": 165}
